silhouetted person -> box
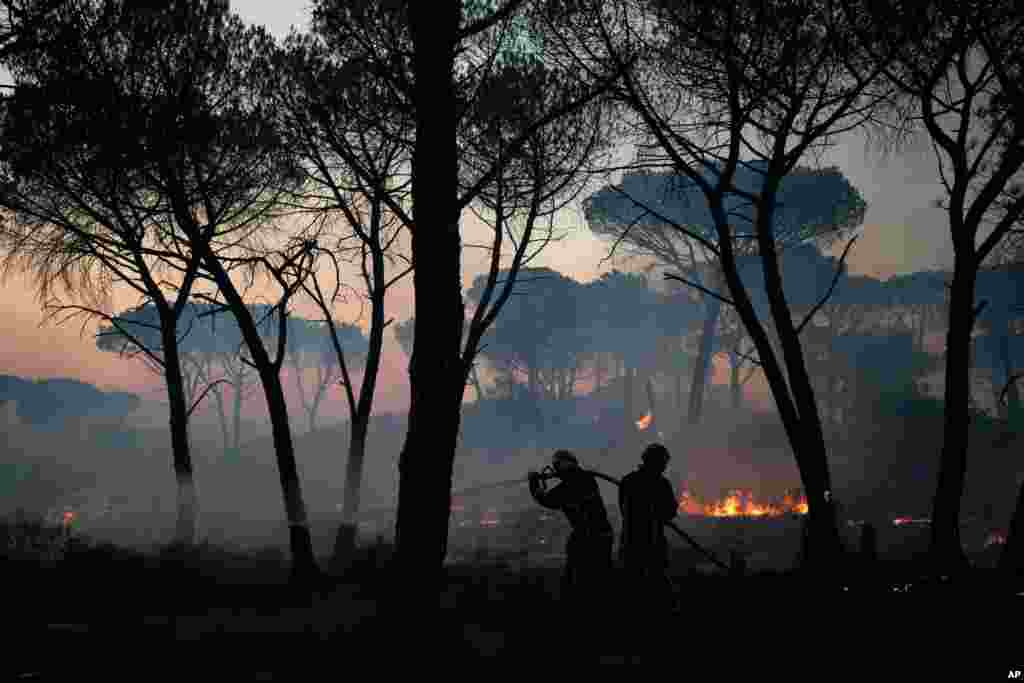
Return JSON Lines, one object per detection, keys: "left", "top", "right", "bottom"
{"left": 528, "top": 450, "right": 613, "bottom": 609}
{"left": 619, "top": 443, "right": 678, "bottom": 608}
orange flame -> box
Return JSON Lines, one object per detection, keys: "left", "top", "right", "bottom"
{"left": 678, "top": 488, "right": 808, "bottom": 517}
{"left": 677, "top": 489, "right": 705, "bottom": 516}
{"left": 636, "top": 412, "right": 653, "bottom": 431}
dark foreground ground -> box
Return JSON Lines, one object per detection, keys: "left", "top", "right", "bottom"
{"left": 4, "top": 522, "right": 1023, "bottom": 678}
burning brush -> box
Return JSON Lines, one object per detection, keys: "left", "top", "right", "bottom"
{"left": 678, "top": 488, "right": 809, "bottom": 517}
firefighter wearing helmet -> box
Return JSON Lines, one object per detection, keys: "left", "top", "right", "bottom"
{"left": 528, "top": 450, "right": 613, "bottom": 607}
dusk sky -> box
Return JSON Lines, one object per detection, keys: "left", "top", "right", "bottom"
{"left": 0, "top": 1, "right": 957, "bottom": 424}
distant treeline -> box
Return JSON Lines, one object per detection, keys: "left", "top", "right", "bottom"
{"left": 0, "top": 374, "right": 140, "bottom": 428}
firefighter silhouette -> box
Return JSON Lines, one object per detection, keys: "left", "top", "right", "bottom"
{"left": 528, "top": 450, "right": 613, "bottom": 606}
{"left": 619, "top": 443, "right": 678, "bottom": 606}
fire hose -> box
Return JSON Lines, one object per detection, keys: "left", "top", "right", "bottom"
{"left": 559, "top": 467, "right": 731, "bottom": 573}
{"left": 356, "top": 467, "right": 733, "bottom": 573}
{"left": 444, "top": 467, "right": 732, "bottom": 573}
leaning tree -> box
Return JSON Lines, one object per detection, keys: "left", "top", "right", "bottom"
{"left": 559, "top": 0, "right": 900, "bottom": 573}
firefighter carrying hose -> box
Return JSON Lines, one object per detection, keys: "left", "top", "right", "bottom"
{"left": 619, "top": 443, "right": 679, "bottom": 609}
{"left": 528, "top": 450, "right": 613, "bottom": 608}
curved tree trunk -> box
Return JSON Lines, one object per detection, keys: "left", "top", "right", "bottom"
{"left": 199, "top": 252, "right": 320, "bottom": 584}
{"left": 259, "top": 368, "right": 319, "bottom": 584}
{"left": 714, "top": 198, "right": 844, "bottom": 578}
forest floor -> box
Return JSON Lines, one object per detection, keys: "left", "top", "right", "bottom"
{"left": 4, "top": 521, "right": 1022, "bottom": 678}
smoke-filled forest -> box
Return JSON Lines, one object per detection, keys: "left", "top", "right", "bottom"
{"left": 1, "top": 0, "right": 1022, "bottom": 672}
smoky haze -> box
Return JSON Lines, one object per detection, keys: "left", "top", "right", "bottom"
{"left": 4, "top": 256, "right": 1018, "bottom": 560}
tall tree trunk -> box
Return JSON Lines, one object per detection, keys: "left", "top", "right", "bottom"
{"left": 393, "top": 1, "right": 462, "bottom": 615}
{"left": 688, "top": 270, "right": 722, "bottom": 424}
{"left": 330, "top": 418, "right": 368, "bottom": 572}
{"left": 929, "top": 264, "right": 977, "bottom": 574}
{"left": 161, "top": 324, "right": 197, "bottom": 548}
{"left": 260, "top": 368, "right": 319, "bottom": 583}
{"left": 331, "top": 246, "right": 388, "bottom": 571}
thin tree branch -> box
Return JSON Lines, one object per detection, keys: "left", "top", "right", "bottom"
{"left": 187, "top": 378, "right": 231, "bottom": 419}
{"left": 664, "top": 273, "right": 736, "bottom": 307}
{"left": 794, "top": 234, "right": 859, "bottom": 336}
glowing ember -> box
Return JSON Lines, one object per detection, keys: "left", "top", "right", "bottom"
{"left": 678, "top": 488, "right": 808, "bottom": 517}
{"left": 892, "top": 517, "right": 931, "bottom": 526}
{"left": 636, "top": 412, "right": 653, "bottom": 431}
{"left": 480, "top": 509, "right": 500, "bottom": 527}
